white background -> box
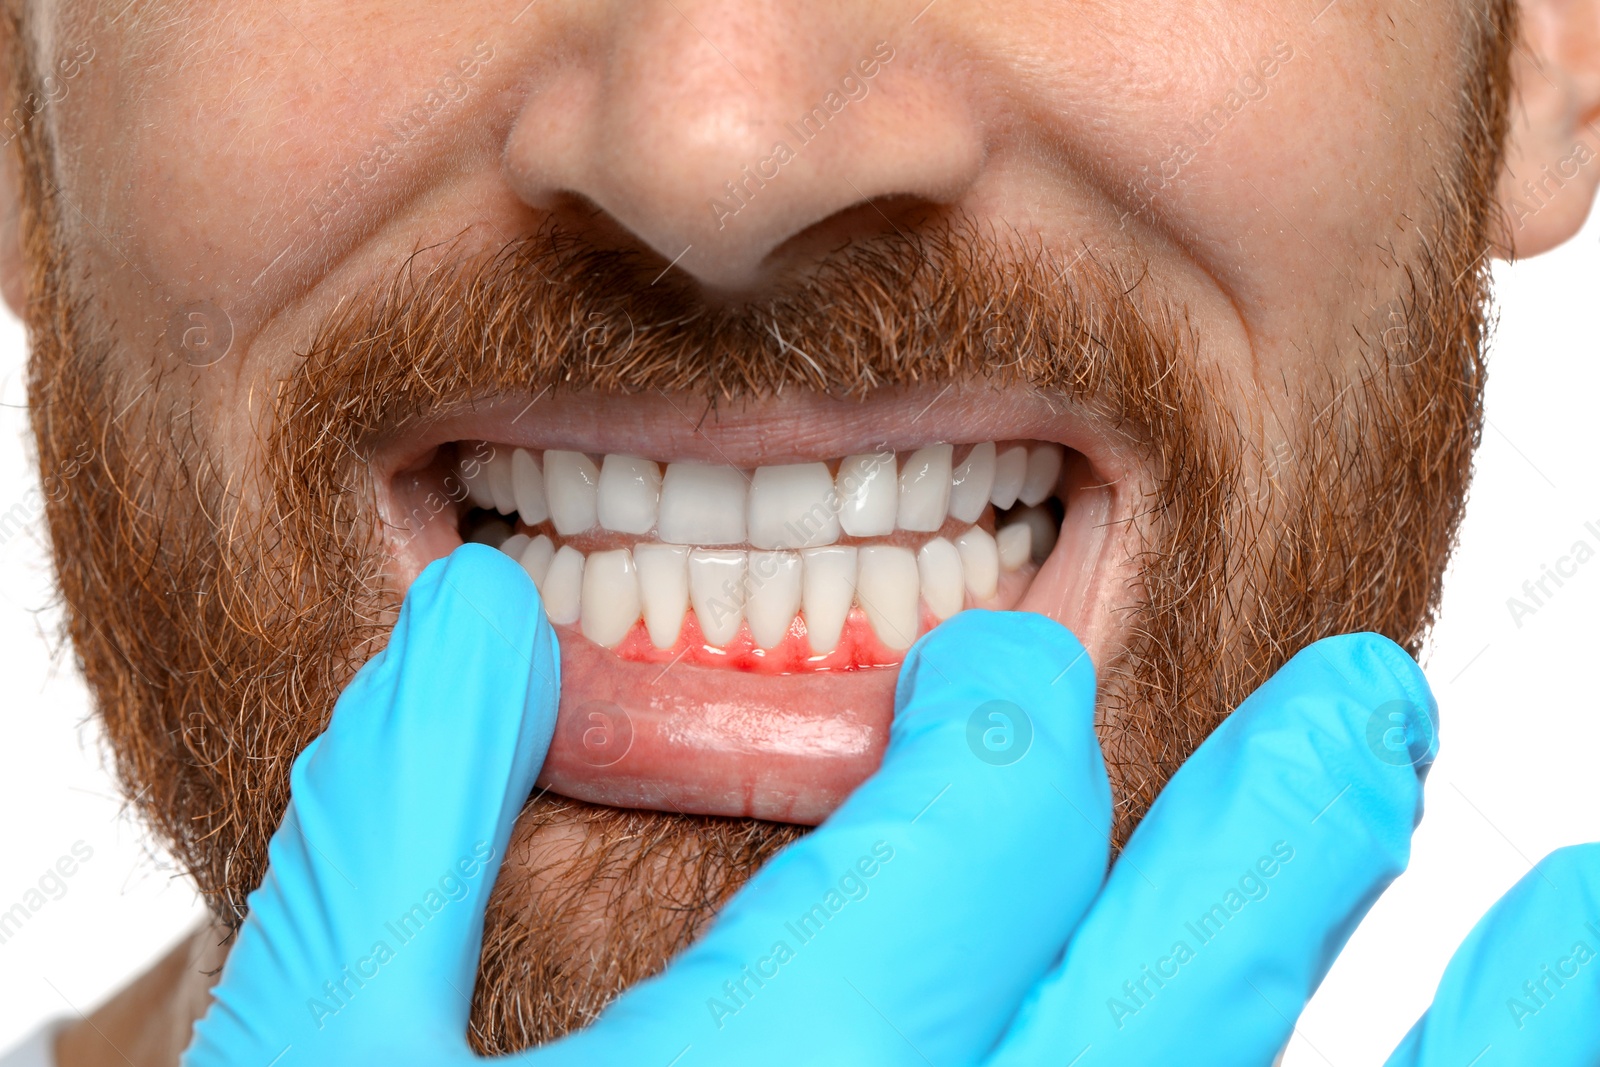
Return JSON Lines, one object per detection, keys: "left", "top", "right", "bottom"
{"left": 0, "top": 212, "right": 1596, "bottom": 1060}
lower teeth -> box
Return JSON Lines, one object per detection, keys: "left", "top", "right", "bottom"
{"left": 463, "top": 500, "right": 1055, "bottom": 656}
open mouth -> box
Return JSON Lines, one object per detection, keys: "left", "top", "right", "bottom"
{"left": 378, "top": 389, "right": 1141, "bottom": 824}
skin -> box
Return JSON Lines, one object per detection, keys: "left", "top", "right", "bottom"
{"left": 1, "top": 0, "right": 1598, "bottom": 1063}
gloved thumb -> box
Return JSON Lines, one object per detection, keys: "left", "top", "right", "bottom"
{"left": 192, "top": 543, "right": 559, "bottom": 1059}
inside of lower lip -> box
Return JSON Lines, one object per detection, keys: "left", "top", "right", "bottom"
{"left": 390, "top": 439, "right": 1078, "bottom": 673}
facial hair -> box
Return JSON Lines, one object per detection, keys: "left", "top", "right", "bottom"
{"left": 6, "top": 1, "right": 1512, "bottom": 1050}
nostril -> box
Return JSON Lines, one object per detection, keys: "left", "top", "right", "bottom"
{"left": 738, "top": 195, "right": 948, "bottom": 289}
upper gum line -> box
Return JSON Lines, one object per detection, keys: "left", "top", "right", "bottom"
{"left": 448, "top": 439, "right": 1065, "bottom": 658}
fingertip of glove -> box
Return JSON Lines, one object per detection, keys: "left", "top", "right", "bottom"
{"left": 400, "top": 545, "right": 559, "bottom": 682}
{"left": 900, "top": 610, "right": 1096, "bottom": 708}
{"left": 1289, "top": 632, "right": 1439, "bottom": 780}
{"left": 410, "top": 543, "right": 538, "bottom": 617}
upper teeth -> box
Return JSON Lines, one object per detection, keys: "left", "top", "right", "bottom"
{"left": 464, "top": 441, "right": 1063, "bottom": 653}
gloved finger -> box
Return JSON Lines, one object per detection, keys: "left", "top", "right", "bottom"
{"left": 528, "top": 611, "right": 1111, "bottom": 1067}
{"left": 213, "top": 544, "right": 559, "bottom": 1040}
{"left": 1386, "top": 843, "right": 1600, "bottom": 1067}
{"left": 987, "top": 632, "right": 1435, "bottom": 1067}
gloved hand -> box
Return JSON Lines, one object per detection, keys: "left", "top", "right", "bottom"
{"left": 1383, "top": 844, "right": 1600, "bottom": 1065}
{"left": 183, "top": 541, "right": 1475, "bottom": 1066}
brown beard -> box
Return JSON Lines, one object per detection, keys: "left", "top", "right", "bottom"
{"left": 5, "top": 0, "right": 1513, "bottom": 1051}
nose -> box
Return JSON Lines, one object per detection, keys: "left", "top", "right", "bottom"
{"left": 503, "top": 2, "right": 983, "bottom": 292}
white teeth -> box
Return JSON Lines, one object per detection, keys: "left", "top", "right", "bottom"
{"left": 463, "top": 448, "right": 498, "bottom": 509}
{"left": 633, "top": 543, "right": 689, "bottom": 649}
{"left": 996, "top": 523, "right": 1033, "bottom": 572}
{"left": 748, "top": 462, "right": 840, "bottom": 549}
{"left": 836, "top": 452, "right": 897, "bottom": 537}
{"left": 917, "top": 537, "right": 964, "bottom": 621}
{"left": 545, "top": 451, "right": 600, "bottom": 535}
{"left": 948, "top": 442, "right": 996, "bottom": 523}
{"left": 660, "top": 462, "right": 748, "bottom": 545}
{"left": 801, "top": 545, "right": 857, "bottom": 655}
{"left": 540, "top": 544, "right": 585, "bottom": 624}
{"left": 1010, "top": 504, "right": 1059, "bottom": 562}
{"left": 463, "top": 438, "right": 1063, "bottom": 653}
{"left": 689, "top": 549, "right": 747, "bottom": 645}
{"left": 991, "top": 445, "right": 1028, "bottom": 509}
{"left": 746, "top": 551, "right": 802, "bottom": 649}
{"left": 511, "top": 448, "right": 549, "bottom": 526}
{"left": 897, "top": 443, "right": 953, "bottom": 533}
{"left": 499, "top": 532, "right": 531, "bottom": 563}
{"left": 519, "top": 533, "right": 555, "bottom": 587}
{"left": 856, "top": 545, "right": 919, "bottom": 650}
{"left": 955, "top": 528, "right": 999, "bottom": 600}
{"left": 597, "top": 454, "right": 661, "bottom": 535}
{"left": 484, "top": 447, "right": 518, "bottom": 514}
{"left": 580, "top": 548, "right": 641, "bottom": 648}
{"left": 1019, "top": 443, "right": 1065, "bottom": 507}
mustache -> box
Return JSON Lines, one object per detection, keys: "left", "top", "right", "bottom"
{"left": 286, "top": 219, "right": 1199, "bottom": 446}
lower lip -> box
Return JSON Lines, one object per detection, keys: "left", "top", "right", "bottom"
{"left": 535, "top": 625, "right": 897, "bottom": 824}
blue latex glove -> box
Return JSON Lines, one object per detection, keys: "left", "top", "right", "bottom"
{"left": 1384, "top": 844, "right": 1600, "bottom": 1065}
{"left": 184, "top": 542, "right": 1458, "bottom": 1065}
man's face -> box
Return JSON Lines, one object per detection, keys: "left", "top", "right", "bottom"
{"left": 2, "top": 0, "right": 1510, "bottom": 1049}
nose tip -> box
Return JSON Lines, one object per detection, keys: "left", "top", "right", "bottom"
{"left": 502, "top": 10, "right": 982, "bottom": 291}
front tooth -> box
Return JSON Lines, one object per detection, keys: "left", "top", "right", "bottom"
{"left": 746, "top": 551, "right": 802, "bottom": 649}
{"left": 898, "top": 443, "right": 953, "bottom": 532}
{"left": 955, "top": 528, "right": 999, "bottom": 600}
{"left": 748, "top": 463, "right": 839, "bottom": 549}
{"left": 801, "top": 546, "right": 858, "bottom": 655}
{"left": 856, "top": 545, "right": 920, "bottom": 650}
{"left": 996, "top": 523, "right": 1032, "bottom": 571}
{"left": 836, "top": 452, "right": 897, "bottom": 537}
{"left": 917, "top": 537, "right": 964, "bottom": 621}
{"left": 1012, "top": 504, "right": 1059, "bottom": 561}
{"left": 581, "top": 548, "right": 641, "bottom": 648}
{"left": 597, "top": 454, "right": 661, "bottom": 535}
{"left": 633, "top": 543, "right": 689, "bottom": 649}
{"left": 948, "top": 442, "right": 996, "bottom": 523}
{"left": 689, "top": 549, "right": 747, "bottom": 646}
{"left": 541, "top": 545, "right": 585, "bottom": 624}
{"left": 660, "top": 463, "right": 748, "bottom": 545}
{"left": 511, "top": 448, "right": 550, "bottom": 526}
{"left": 485, "top": 446, "right": 518, "bottom": 514}
{"left": 544, "top": 450, "right": 600, "bottom": 535}
{"left": 991, "top": 445, "right": 1028, "bottom": 509}
{"left": 1019, "top": 443, "right": 1065, "bottom": 506}
{"left": 519, "top": 533, "right": 555, "bottom": 587}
